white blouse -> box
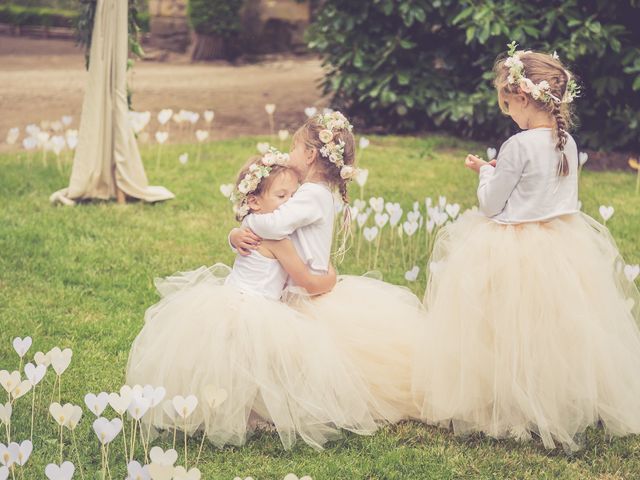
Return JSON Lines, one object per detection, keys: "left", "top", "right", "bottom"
{"left": 244, "top": 182, "right": 335, "bottom": 274}
{"left": 224, "top": 250, "right": 289, "bottom": 301}
{"left": 478, "top": 128, "right": 580, "bottom": 224}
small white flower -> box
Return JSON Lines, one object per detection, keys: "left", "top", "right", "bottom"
{"left": 319, "top": 129, "right": 333, "bottom": 143}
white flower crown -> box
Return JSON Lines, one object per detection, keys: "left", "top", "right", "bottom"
{"left": 316, "top": 111, "right": 359, "bottom": 181}
{"left": 504, "top": 41, "right": 580, "bottom": 105}
{"left": 230, "top": 148, "right": 290, "bottom": 219}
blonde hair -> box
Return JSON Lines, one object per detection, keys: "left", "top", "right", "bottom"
{"left": 494, "top": 51, "right": 576, "bottom": 176}
{"left": 292, "top": 115, "right": 357, "bottom": 261}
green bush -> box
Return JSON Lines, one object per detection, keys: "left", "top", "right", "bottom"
{"left": 306, "top": 0, "right": 640, "bottom": 151}
{"left": 0, "top": 4, "right": 77, "bottom": 28}
{"left": 187, "top": 0, "right": 244, "bottom": 38}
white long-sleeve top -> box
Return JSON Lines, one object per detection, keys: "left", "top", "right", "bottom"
{"left": 244, "top": 182, "right": 335, "bottom": 274}
{"left": 477, "top": 128, "right": 580, "bottom": 224}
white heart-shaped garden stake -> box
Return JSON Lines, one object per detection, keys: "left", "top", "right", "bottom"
{"left": 195, "top": 130, "right": 209, "bottom": 142}
{"left": 304, "top": 107, "right": 317, "bottom": 118}
{"left": 11, "top": 380, "right": 31, "bottom": 400}
{"left": 404, "top": 266, "right": 420, "bottom": 282}
{"left": 0, "top": 371, "right": 20, "bottom": 394}
{"left": 256, "top": 142, "right": 270, "bottom": 154}
{"left": 369, "top": 197, "right": 384, "bottom": 213}
{"left": 155, "top": 131, "right": 169, "bottom": 144}
{"left": 8, "top": 440, "right": 32, "bottom": 466}
{"left": 45, "top": 461, "right": 75, "bottom": 480}
{"left": 445, "top": 203, "right": 460, "bottom": 219}
{"left": 390, "top": 209, "right": 403, "bottom": 227}
{"left": 0, "top": 403, "right": 11, "bottom": 424}
{"left": 203, "top": 386, "right": 227, "bottom": 408}
{"left": 49, "top": 348, "right": 72, "bottom": 376}
{"left": 426, "top": 218, "right": 436, "bottom": 233}
{"left": 407, "top": 210, "right": 420, "bottom": 223}
{"left": 624, "top": 264, "right": 640, "bottom": 282}
{"left": 0, "top": 465, "right": 8, "bottom": 480}
{"left": 355, "top": 169, "right": 369, "bottom": 188}
{"left": 403, "top": 221, "right": 418, "bottom": 237}
{"left": 353, "top": 199, "right": 366, "bottom": 211}
{"left": 34, "top": 351, "right": 50, "bottom": 367}
{"left": 150, "top": 446, "right": 178, "bottom": 467}
{"left": 49, "top": 403, "right": 75, "bottom": 427}
{"left": 66, "top": 405, "right": 83, "bottom": 430}
{"left": 356, "top": 212, "right": 369, "bottom": 228}
{"left": 172, "top": 395, "right": 198, "bottom": 419}
{"left": 108, "top": 391, "right": 132, "bottom": 416}
{"left": 434, "top": 211, "right": 449, "bottom": 226}
{"left": 599, "top": 205, "right": 614, "bottom": 223}
{"left": 157, "top": 109, "right": 173, "bottom": 125}
{"left": 12, "top": 337, "right": 32, "bottom": 358}
{"left": 143, "top": 385, "right": 167, "bottom": 408}
{"left": 220, "top": 184, "right": 234, "bottom": 199}
{"left": 148, "top": 463, "right": 175, "bottom": 480}
{"left": 84, "top": 392, "right": 109, "bottom": 417}
{"left": 374, "top": 213, "right": 389, "bottom": 229}
{"left": 179, "top": 153, "right": 189, "bottom": 165}
{"left": 359, "top": 137, "right": 370, "bottom": 150}
{"left": 204, "top": 110, "right": 215, "bottom": 123}
{"left": 363, "top": 227, "right": 379, "bottom": 243}
{"left": 278, "top": 130, "right": 289, "bottom": 142}
{"left": 24, "top": 363, "right": 46, "bottom": 386}
{"left": 486, "top": 147, "right": 497, "bottom": 161}
{"left": 92, "top": 417, "right": 122, "bottom": 445}
{"left": 283, "top": 475, "right": 313, "bottom": 480}
{"left": 264, "top": 104, "right": 276, "bottom": 115}
{"left": 579, "top": 151, "right": 588, "bottom": 166}
{"left": 127, "top": 460, "right": 151, "bottom": 480}
{"left": 0, "top": 444, "right": 13, "bottom": 467}
{"left": 128, "top": 395, "right": 151, "bottom": 420}
{"left": 174, "top": 466, "right": 202, "bottom": 480}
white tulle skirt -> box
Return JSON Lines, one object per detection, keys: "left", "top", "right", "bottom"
{"left": 125, "top": 265, "right": 379, "bottom": 450}
{"left": 292, "top": 274, "right": 427, "bottom": 422}
{"left": 413, "top": 211, "right": 640, "bottom": 451}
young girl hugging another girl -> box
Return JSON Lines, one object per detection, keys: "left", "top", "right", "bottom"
{"left": 412, "top": 43, "right": 640, "bottom": 452}
{"left": 126, "top": 151, "right": 379, "bottom": 451}
{"left": 231, "top": 112, "right": 426, "bottom": 423}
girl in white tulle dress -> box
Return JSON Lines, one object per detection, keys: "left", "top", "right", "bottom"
{"left": 412, "top": 44, "right": 640, "bottom": 451}
{"left": 126, "top": 152, "right": 380, "bottom": 450}
{"left": 230, "top": 112, "right": 425, "bottom": 422}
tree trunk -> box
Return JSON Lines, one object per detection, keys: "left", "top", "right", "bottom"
{"left": 191, "top": 33, "right": 226, "bottom": 61}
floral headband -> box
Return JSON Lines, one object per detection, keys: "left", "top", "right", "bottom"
{"left": 504, "top": 41, "right": 579, "bottom": 105}
{"left": 316, "top": 111, "right": 358, "bottom": 180}
{"left": 230, "top": 148, "right": 290, "bottom": 220}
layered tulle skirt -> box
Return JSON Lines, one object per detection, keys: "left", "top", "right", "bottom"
{"left": 413, "top": 211, "right": 640, "bottom": 451}
{"left": 126, "top": 265, "right": 379, "bottom": 450}
{"left": 293, "top": 274, "right": 427, "bottom": 422}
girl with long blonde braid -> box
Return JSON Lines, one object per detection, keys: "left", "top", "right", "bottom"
{"left": 412, "top": 43, "right": 640, "bottom": 452}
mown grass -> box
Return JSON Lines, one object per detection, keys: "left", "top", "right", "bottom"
{"left": 1, "top": 134, "right": 639, "bottom": 479}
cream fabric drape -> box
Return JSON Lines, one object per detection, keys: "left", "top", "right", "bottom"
{"left": 51, "top": 0, "right": 174, "bottom": 204}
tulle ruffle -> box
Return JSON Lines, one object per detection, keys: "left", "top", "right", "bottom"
{"left": 413, "top": 211, "right": 640, "bottom": 451}
{"left": 126, "top": 265, "right": 379, "bottom": 450}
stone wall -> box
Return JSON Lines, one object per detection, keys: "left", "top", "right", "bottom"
{"left": 148, "top": 0, "right": 191, "bottom": 53}
{"left": 147, "top": 0, "right": 311, "bottom": 55}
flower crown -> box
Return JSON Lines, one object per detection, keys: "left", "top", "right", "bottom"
{"left": 230, "top": 148, "right": 290, "bottom": 220}
{"left": 316, "top": 111, "right": 358, "bottom": 180}
{"left": 504, "top": 41, "right": 580, "bottom": 105}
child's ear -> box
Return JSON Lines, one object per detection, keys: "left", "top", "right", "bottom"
{"left": 306, "top": 147, "right": 317, "bottom": 165}
{"left": 517, "top": 92, "right": 529, "bottom": 107}
{"left": 247, "top": 195, "right": 261, "bottom": 212}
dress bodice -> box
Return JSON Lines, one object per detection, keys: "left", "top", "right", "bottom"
{"left": 225, "top": 250, "right": 288, "bottom": 301}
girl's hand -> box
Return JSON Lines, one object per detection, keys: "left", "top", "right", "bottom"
{"left": 465, "top": 154, "right": 493, "bottom": 173}
{"left": 230, "top": 227, "right": 261, "bottom": 256}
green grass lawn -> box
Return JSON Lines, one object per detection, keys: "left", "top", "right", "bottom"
{"left": 1, "top": 134, "right": 639, "bottom": 479}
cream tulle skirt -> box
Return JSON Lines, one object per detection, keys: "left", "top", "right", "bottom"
{"left": 292, "top": 274, "right": 427, "bottom": 422}
{"left": 413, "top": 211, "right": 640, "bottom": 451}
{"left": 126, "top": 265, "right": 379, "bottom": 450}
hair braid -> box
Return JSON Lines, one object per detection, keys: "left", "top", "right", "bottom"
{"left": 551, "top": 102, "right": 569, "bottom": 176}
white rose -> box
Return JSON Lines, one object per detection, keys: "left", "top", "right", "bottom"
{"left": 340, "top": 166, "right": 355, "bottom": 179}
{"left": 319, "top": 129, "right": 334, "bottom": 143}
{"left": 262, "top": 154, "right": 275, "bottom": 166}
{"left": 238, "top": 181, "right": 250, "bottom": 194}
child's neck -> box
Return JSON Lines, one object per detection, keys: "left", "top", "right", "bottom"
{"left": 524, "top": 111, "right": 554, "bottom": 130}
{"left": 304, "top": 169, "right": 330, "bottom": 185}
